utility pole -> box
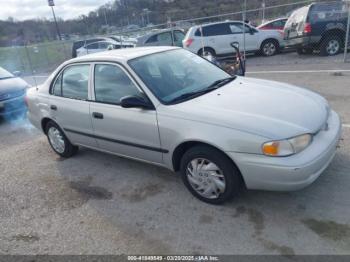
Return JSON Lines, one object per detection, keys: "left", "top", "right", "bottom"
{"left": 344, "top": 0, "right": 350, "bottom": 62}
{"left": 48, "top": 0, "right": 62, "bottom": 40}
{"left": 262, "top": 0, "right": 266, "bottom": 23}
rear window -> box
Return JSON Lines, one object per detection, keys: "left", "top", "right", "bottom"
{"left": 309, "top": 2, "right": 347, "bottom": 22}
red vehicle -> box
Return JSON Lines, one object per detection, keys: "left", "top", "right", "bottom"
{"left": 258, "top": 18, "right": 288, "bottom": 31}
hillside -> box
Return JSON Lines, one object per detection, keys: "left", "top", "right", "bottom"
{"left": 0, "top": 0, "right": 315, "bottom": 46}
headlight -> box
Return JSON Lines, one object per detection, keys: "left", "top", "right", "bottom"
{"left": 262, "top": 134, "right": 312, "bottom": 157}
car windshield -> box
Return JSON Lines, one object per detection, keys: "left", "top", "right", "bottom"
{"left": 0, "top": 67, "right": 14, "bottom": 80}
{"left": 128, "top": 49, "right": 232, "bottom": 104}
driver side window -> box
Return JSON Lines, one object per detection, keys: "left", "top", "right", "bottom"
{"left": 94, "top": 64, "right": 143, "bottom": 105}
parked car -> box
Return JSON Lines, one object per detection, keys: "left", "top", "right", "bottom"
{"left": 258, "top": 18, "right": 288, "bottom": 31}
{"left": 76, "top": 40, "right": 134, "bottom": 57}
{"left": 284, "top": 1, "right": 349, "bottom": 56}
{"left": 72, "top": 37, "right": 129, "bottom": 58}
{"left": 27, "top": 47, "right": 341, "bottom": 204}
{"left": 183, "top": 21, "right": 284, "bottom": 57}
{"left": 0, "top": 67, "right": 29, "bottom": 118}
{"left": 136, "top": 29, "right": 185, "bottom": 47}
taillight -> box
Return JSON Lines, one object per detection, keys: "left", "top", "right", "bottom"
{"left": 184, "top": 38, "right": 194, "bottom": 47}
{"left": 24, "top": 95, "right": 29, "bottom": 107}
{"left": 303, "top": 23, "right": 312, "bottom": 34}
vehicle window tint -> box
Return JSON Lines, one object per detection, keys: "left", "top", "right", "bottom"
{"left": 194, "top": 28, "right": 201, "bottom": 36}
{"left": 174, "top": 30, "right": 185, "bottom": 46}
{"left": 146, "top": 35, "right": 158, "bottom": 43}
{"left": 99, "top": 42, "right": 109, "bottom": 49}
{"left": 86, "top": 43, "right": 98, "bottom": 49}
{"left": 272, "top": 20, "right": 284, "bottom": 27}
{"left": 52, "top": 73, "right": 62, "bottom": 96}
{"left": 156, "top": 32, "right": 173, "bottom": 45}
{"left": 94, "top": 64, "right": 142, "bottom": 104}
{"left": 62, "top": 65, "right": 89, "bottom": 100}
{"left": 310, "top": 3, "right": 346, "bottom": 22}
{"left": 202, "top": 23, "right": 231, "bottom": 36}
{"left": 230, "top": 23, "right": 250, "bottom": 34}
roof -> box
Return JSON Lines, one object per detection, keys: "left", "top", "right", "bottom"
{"left": 69, "top": 46, "right": 180, "bottom": 63}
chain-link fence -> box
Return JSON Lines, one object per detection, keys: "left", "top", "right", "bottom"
{"left": 1, "top": 0, "right": 349, "bottom": 77}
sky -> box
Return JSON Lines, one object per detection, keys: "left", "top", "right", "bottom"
{"left": 0, "top": 0, "right": 112, "bottom": 21}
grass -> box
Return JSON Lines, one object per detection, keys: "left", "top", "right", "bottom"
{"left": 0, "top": 41, "right": 73, "bottom": 75}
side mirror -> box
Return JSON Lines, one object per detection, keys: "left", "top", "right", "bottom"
{"left": 249, "top": 28, "right": 255, "bottom": 35}
{"left": 120, "top": 95, "right": 154, "bottom": 110}
{"left": 107, "top": 44, "right": 114, "bottom": 50}
{"left": 13, "top": 71, "right": 22, "bottom": 77}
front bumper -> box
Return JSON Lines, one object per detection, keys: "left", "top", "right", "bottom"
{"left": 228, "top": 110, "right": 342, "bottom": 191}
{"left": 0, "top": 94, "right": 26, "bottom": 116}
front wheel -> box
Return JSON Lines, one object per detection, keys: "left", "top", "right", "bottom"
{"left": 180, "top": 145, "right": 242, "bottom": 204}
{"left": 46, "top": 121, "right": 78, "bottom": 158}
{"left": 260, "top": 40, "right": 279, "bottom": 56}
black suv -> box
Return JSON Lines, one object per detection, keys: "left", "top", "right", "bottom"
{"left": 284, "top": 1, "right": 349, "bottom": 56}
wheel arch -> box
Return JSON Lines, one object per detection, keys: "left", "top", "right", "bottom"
{"left": 171, "top": 140, "right": 246, "bottom": 187}
{"left": 260, "top": 38, "right": 280, "bottom": 49}
{"left": 197, "top": 46, "right": 216, "bottom": 56}
{"left": 320, "top": 29, "right": 346, "bottom": 45}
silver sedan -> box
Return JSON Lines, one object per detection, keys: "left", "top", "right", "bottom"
{"left": 26, "top": 47, "right": 341, "bottom": 204}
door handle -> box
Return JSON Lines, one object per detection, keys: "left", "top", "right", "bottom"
{"left": 50, "top": 105, "right": 57, "bottom": 111}
{"left": 92, "top": 112, "right": 104, "bottom": 119}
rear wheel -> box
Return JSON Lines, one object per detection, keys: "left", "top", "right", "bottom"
{"left": 45, "top": 121, "right": 78, "bottom": 158}
{"left": 180, "top": 145, "right": 241, "bottom": 204}
{"left": 198, "top": 47, "right": 216, "bottom": 57}
{"left": 320, "top": 35, "right": 342, "bottom": 56}
{"left": 260, "top": 39, "right": 279, "bottom": 56}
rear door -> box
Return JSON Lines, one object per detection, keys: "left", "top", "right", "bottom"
{"left": 49, "top": 63, "right": 97, "bottom": 147}
{"left": 201, "top": 23, "right": 234, "bottom": 54}
{"left": 284, "top": 6, "right": 309, "bottom": 39}
{"left": 90, "top": 63, "right": 163, "bottom": 164}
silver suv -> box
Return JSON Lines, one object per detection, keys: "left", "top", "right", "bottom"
{"left": 27, "top": 47, "right": 341, "bottom": 204}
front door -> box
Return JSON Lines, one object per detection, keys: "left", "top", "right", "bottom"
{"left": 229, "top": 22, "right": 259, "bottom": 52}
{"left": 90, "top": 63, "right": 163, "bottom": 164}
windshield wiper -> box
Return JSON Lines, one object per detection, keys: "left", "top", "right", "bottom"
{"left": 206, "top": 76, "right": 236, "bottom": 89}
{"left": 168, "top": 77, "right": 236, "bottom": 105}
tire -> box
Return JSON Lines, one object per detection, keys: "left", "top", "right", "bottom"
{"left": 198, "top": 47, "right": 216, "bottom": 57}
{"left": 45, "top": 121, "right": 78, "bottom": 158}
{"left": 180, "top": 145, "right": 241, "bottom": 204}
{"left": 297, "top": 47, "right": 313, "bottom": 55}
{"left": 260, "top": 39, "right": 279, "bottom": 56}
{"left": 320, "top": 35, "right": 342, "bottom": 56}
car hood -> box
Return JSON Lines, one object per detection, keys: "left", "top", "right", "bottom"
{"left": 159, "top": 77, "right": 329, "bottom": 139}
{"left": 0, "top": 77, "right": 28, "bottom": 95}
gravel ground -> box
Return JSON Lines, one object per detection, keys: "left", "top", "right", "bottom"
{"left": 1, "top": 52, "right": 350, "bottom": 255}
